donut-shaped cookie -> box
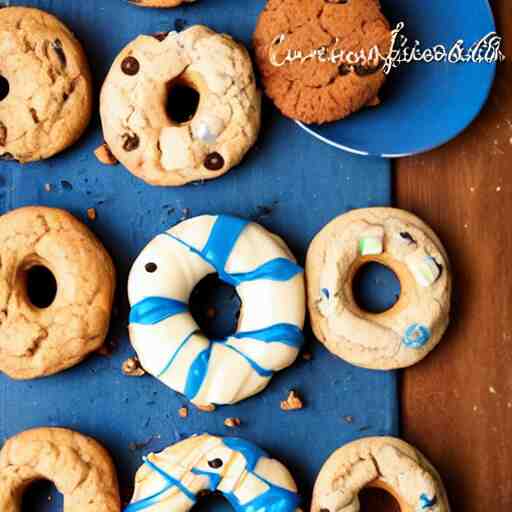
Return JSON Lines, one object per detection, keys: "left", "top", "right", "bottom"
{"left": 306, "top": 208, "right": 451, "bottom": 370}
{"left": 0, "top": 206, "right": 116, "bottom": 379}
{"left": 126, "top": 434, "right": 302, "bottom": 511}
{"left": 130, "top": 0, "right": 196, "bottom": 7}
{"left": 253, "top": 0, "right": 391, "bottom": 124}
{"left": 0, "top": 427, "right": 121, "bottom": 512}
{"left": 0, "top": 7, "right": 93, "bottom": 162}
{"left": 311, "top": 437, "right": 450, "bottom": 512}
{"left": 100, "top": 26, "right": 261, "bottom": 186}
{"left": 128, "top": 214, "right": 305, "bottom": 406}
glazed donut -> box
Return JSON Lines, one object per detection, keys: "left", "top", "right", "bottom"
{"left": 100, "top": 26, "right": 261, "bottom": 186}
{"left": 128, "top": 214, "right": 305, "bottom": 406}
{"left": 125, "top": 434, "right": 302, "bottom": 511}
{"left": 306, "top": 208, "right": 451, "bottom": 370}
{"left": 0, "top": 206, "right": 116, "bottom": 379}
{"left": 0, "top": 7, "right": 92, "bottom": 162}
{"left": 311, "top": 436, "right": 450, "bottom": 512}
{"left": 0, "top": 427, "right": 121, "bottom": 512}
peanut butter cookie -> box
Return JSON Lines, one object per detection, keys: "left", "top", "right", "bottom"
{"left": 253, "top": 0, "right": 391, "bottom": 124}
{"left": 0, "top": 427, "right": 121, "bottom": 512}
{"left": 0, "top": 7, "right": 93, "bottom": 162}
{"left": 0, "top": 207, "right": 116, "bottom": 379}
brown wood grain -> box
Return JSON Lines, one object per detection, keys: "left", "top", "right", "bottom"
{"left": 396, "top": 1, "right": 512, "bottom": 510}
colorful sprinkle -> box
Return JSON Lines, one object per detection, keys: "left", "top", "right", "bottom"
{"left": 419, "top": 493, "right": 437, "bottom": 509}
{"left": 321, "top": 288, "right": 330, "bottom": 299}
{"left": 403, "top": 324, "right": 431, "bottom": 349}
{"left": 358, "top": 236, "right": 383, "bottom": 256}
{"left": 411, "top": 256, "right": 441, "bottom": 287}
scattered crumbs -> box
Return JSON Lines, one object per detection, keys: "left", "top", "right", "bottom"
{"left": 178, "top": 406, "right": 188, "bottom": 418}
{"left": 44, "top": 183, "right": 52, "bottom": 192}
{"left": 224, "top": 417, "right": 241, "bottom": 428}
{"left": 87, "top": 207, "right": 97, "bottom": 221}
{"left": 122, "top": 356, "right": 145, "bottom": 377}
{"left": 489, "top": 386, "right": 497, "bottom": 394}
{"left": 302, "top": 351, "right": 312, "bottom": 361}
{"left": 128, "top": 436, "right": 155, "bottom": 452}
{"left": 196, "top": 403, "right": 216, "bottom": 413}
{"left": 280, "top": 390, "right": 304, "bottom": 411}
{"left": 343, "top": 415, "right": 354, "bottom": 424}
{"left": 94, "top": 142, "right": 118, "bottom": 165}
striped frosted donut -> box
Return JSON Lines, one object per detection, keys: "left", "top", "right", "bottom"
{"left": 125, "top": 434, "right": 302, "bottom": 512}
{"left": 128, "top": 215, "right": 305, "bottom": 407}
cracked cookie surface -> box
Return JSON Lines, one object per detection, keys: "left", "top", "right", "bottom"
{"left": 306, "top": 208, "right": 451, "bottom": 370}
{"left": 100, "top": 25, "right": 261, "bottom": 187}
{"left": 0, "top": 7, "right": 93, "bottom": 162}
{"left": 253, "top": 0, "right": 391, "bottom": 124}
{"left": 0, "top": 206, "right": 116, "bottom": 379}
{"left": 312, "top": 437, "right": 450, "bottom": 512}
{"left": 0, "top": 427, "right": 121, "bottom": 512}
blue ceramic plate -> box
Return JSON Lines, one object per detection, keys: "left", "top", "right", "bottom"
{"left": 298, "top": 0, "right": 498, "bottom": 157}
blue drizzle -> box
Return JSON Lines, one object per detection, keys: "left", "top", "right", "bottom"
{"left": 157, "top": 329, "right": 199, "bottom": 377}
{"left": 130, "top": 297, "right": 188, "bottom": 325}
{"left": 321, "top": 288, "right": 330, "bottom": 299}
{"left": 164, "top": 215, "right": 302, "bottom": 286}
{"left": 184, "top": 345, "right": 212, "bottom": 399}
{"left": 419, "top": 493, "right": 437, "bottom": 509}
{"left": 124, "top": 457, "right": 196, "bottom": 511}
{"left": 231, "top": 324, "right": 304, "bottom": 349}
{"left": 403, "top": 324, "right": 431, "bottom": 349}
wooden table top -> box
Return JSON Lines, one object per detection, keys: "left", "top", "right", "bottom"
{"left": 395, "top": 2, "right": 512, "bottom": 510}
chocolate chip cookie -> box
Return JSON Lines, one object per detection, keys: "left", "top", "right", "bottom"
{"left": 100, "top": 26, "right": 261, "bottom": 187}
{"left": 0, "top": 7, "right": 93, "bottom": 162}
{"left": 253, "top": 0, "right": 392, "bottom": 124}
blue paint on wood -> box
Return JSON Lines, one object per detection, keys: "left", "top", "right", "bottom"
{"left": 0, "top": 1, "right": 397, "bottom": 511}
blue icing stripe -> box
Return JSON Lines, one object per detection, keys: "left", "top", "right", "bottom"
{"left": 191, "top": 467, "right": 222, "bottom": 490}
{"left": 130, "top": 297, "right": 188, "bottom": 325}
{"left": 233, "top": 324, "right": 304, "bottom": 348}
{"left": 157, "top": 329, "right": 200, "bottom": 378}
{"left": 403, "top": 323, "right": 431, "bottom": 349}
{"left": 223, "top": 344, "right": 274, "bottom": 378}
{"left": 184, "top": 345, "right": 212, "bottom": 399}
{"left": 223, "top": 437, "right": 267, "bottom": 471}
{"left": 164, "top": 215, "right": 303, "bottom": 287}
{"left": 419, "top": 493, "right": 437, "bottom": 509}
{"left": 124, "top": 457, "right": 196, "bottom": 511}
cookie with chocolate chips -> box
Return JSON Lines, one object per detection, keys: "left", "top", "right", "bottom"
{"left": 0, "top": 7, "right": 93, "bottom": 162}
{"left": 100, "top": 26, "right": 261, "bottom": 186}
{"left": 253, "top": 0, "right": 392, "bottom": 124}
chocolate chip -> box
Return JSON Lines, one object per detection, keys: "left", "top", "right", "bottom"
{"left": 0, "top": 122, "right": 6, "bottom": 146}
{"left": 122, "top": 133, "right": 140, "bottom": 151}
{"left": 338, "top": 64, "right": 352, "bottom": 76}
{"left": 0, "top": 75, "right": 9, "bottom": 101}
{"left": 204, "top": 152, "right": 224, "bottom": 171}
{"left": 145, "top": 262, "right": 157, "bottom": 273}
{"left": 208, "top": 458, "right": 223, "bottom": 469}
{"left": 320, "top": 509, "right": 331, "bottom": 512}
{"left": 152, "top": 32, "right": 169, "bottom": 42}
{"left": 51, "top": 39, "right": 67, "bottom": 68}
{"left": 121, "top": 56, "right": 140, "bottom": 76}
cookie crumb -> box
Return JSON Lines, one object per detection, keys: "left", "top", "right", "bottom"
{"left": 302, "top": 351, "right": 312, "bottom": 361}
{"left": 280, "top": 390, "right": 303, "bottom": 411}
{"left": 122, "top": 357, "right": 145, "bottom": 377}
{"left": 196, "top": 403, "right": 216, "bottom": 413}
{"left": 94, "top": 143, "right": 118, "bottom": 165}
{"left": 224, "top": 417, "right": 241, "bottom": 428}
{"left": 87, "top": 207, "right": 97, "bottom": 221}
{"left": 178, "top": 406, "right": 188, "bottom": 418}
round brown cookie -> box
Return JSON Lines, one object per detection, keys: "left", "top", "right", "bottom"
{"left": 0, "top": 427, "right": 121, "bottom": 512}
{"left": 253, "top": 0, "right": 392, "bottom": 124}
{"left": 0, "top": 207, "right": 116, "bottom": 380}
{"left": 0, "top": 7, "right": 93, "bottom": 162}
{"left": 100, "top": 26, "right": 261, "bottom": 187}
{"left": 129, "top": 0, "right": 196, "bottom": 7}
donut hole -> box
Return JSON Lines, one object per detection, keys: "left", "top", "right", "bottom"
{"left": 24, "top": 265, "right": 58, "bottom": 309}
{"left": 189, "top": 273, "right": 241, "bottom": 340}
{"left": 0, "top": 75, "right": 9, "bottom": 102}
{"left": 22, "top": 479, "right": 63, "bottom": 511}
{"left": 192, "top": 491, "right": 234, "bottom": 511}
{"left": 352, "top": 262, "right": 401, "bottom": 314}
{"left": 166, "top": 77, "right": 200, "bottom": 125}
{"left": 359, "top": 486, "right": 402, "bottom": 511}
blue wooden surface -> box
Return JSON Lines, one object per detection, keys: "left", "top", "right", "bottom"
{"left": 0, "top": 1, "right": 396, "bottom": 509}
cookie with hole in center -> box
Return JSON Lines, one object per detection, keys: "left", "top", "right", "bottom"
{"left": 306, "top": 208, "right": 451, "bottom": 370}
{"left": 100, "top": 26, "right": 261, "bottom": 187}
{"left": 0, "top": 427, "right": 121, "bottom": 512}
{"left": 312, "top": 437, "right": 450, "bottom": 512}
{"left": 253, "top": 0, "right": 392, "bottom": 124}
{"left": 0, "top": 7, "right": 92, "bottom": 162}
{"left": 0, "top": 206, "right": 116, "bottom": 380}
